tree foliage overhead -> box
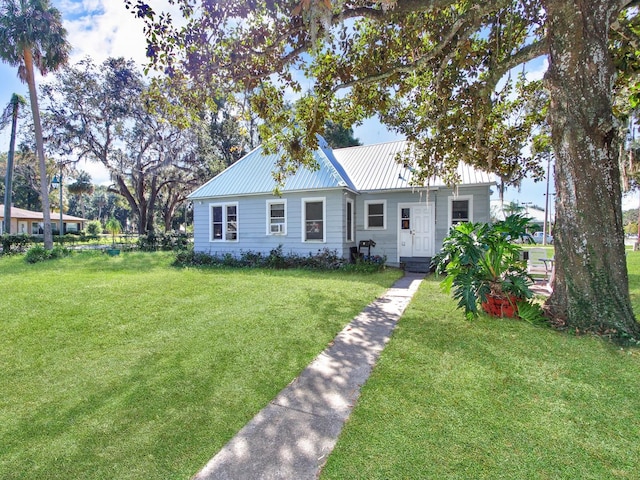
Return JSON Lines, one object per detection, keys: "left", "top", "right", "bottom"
{"left": 124, "top": 0, "right": 556, "bottom": 184}
{"left": 126, "top": 0, "right": 640, "bottom": 342}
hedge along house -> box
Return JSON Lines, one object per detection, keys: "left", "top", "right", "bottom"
{"left": 188, "top": 137, "right": 494, "bottom": 272}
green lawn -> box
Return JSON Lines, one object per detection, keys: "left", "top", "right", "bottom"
{"left": 320, "top": 252, "right": 640, "bottom": 479}
{"left": 4, "top": 250, "right": 640, "bottom": 479}
{"left": 0, "top": 251, "right": 401, "bottom": 480}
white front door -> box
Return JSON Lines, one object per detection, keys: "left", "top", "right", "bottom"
{"left": 398, "top": 203, "right": 435, "bottom": 258}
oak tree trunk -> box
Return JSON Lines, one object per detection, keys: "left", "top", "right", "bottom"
{"left": 544, "top": 0, "right": 640, "bottom": 341}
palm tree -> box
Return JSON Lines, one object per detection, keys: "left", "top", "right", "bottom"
{"left": 0, "top": 0, "right": 70, "bottom": 249}
{"left": 67, "top": 171, "right": 94, "bottom": 220}
{"left": 1, "top": 93, "right": 26, "bottom": 234}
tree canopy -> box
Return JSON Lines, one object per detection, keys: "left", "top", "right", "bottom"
{"left": 126, "top": 0, "right": 640, "bottom": 342}
{"left": 41, "top": 57, "right": 251, "bottom": 233}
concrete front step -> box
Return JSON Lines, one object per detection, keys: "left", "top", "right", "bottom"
{"left": 400, "top": 256, "right": 432, "bottom": 273}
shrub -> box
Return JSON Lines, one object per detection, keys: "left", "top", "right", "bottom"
{"left": 342, "top": 255, "right": 388, "bottom": 273}
{"left": 25, "top": 245, "right": 71, "bottom": 263}
{"left": 173, "top": 246, "right": 371, "bottom": 271}
{"left": 138, "top": 232, "right": 191, "bottom": 252}
{"left": 53, "top": 233, "right": 82, "bottom": 246}
{"left": 138, "top": 232, "right": 157, "bottom": 251}
{"left": 86, "top": 220, "right": 103, "bottom": 237}
{"left": 1, "top": 234, "right": 36, "bottom": 254}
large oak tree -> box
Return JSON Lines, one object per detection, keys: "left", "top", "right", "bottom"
{"left": 126, "top": 0, "right": 640, "bottom": 342}
{"left": 42, "top": 58, "right": 213, "bottom": 234}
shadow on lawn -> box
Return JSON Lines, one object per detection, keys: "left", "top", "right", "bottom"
{"left": 192, "top": 275, "right": 419, "bottom": 479}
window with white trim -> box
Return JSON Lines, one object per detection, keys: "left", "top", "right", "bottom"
{"left": 346, "top": 198, "right": 354, "bottom": 242}
{"left": 210, "top": 203, "right": 238, "bottom": 241}
{"left": 449, "top": 196, "right": 473, "bottom": 226}
{"left": 267, "top": 200, "right": 287, "bottom": 235}
{"left": 365, "top": 200, "right": 386, "bottom": 229}
{"left": 303, "top": 198, "right": 325, "bottom": 242}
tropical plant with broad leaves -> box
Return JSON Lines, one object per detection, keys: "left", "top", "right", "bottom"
{"left": 434, "top": 215, "right": 534, "bottom": 320}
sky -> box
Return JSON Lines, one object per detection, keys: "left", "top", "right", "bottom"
{"left": 1, "top": 0, "right": 637, "bottom": 213}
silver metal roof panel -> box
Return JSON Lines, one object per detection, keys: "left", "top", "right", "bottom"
{"left": 333, "top": 140, "right": 494, "bottom": 191}
{"left": 189, "top": 141, "right": 354, "bottom": 199}
{"left": 189, "top": 138, "right": 494, "bottom": 200}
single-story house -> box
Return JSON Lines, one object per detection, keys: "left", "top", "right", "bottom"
{"left": 188, "top": 138, "right": 494, "bottom": 272}
{"left": 0, "top": 204, "right": 87, "bottom": 235}
{"left": 490, "top": 200, "right": 553, "bottom": 229}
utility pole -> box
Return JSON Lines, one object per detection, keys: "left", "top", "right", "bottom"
{"left": 51, "top": 162, "right": 64, "bottom": 239}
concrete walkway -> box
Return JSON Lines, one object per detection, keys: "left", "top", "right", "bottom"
{"left": 193, "top": 272, "right": 425, "bottom": 480}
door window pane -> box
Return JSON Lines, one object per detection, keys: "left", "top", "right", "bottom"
{"left": 401, "top": 207, "right": 411, "bottom": 230}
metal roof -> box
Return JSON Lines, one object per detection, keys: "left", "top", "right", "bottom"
{"left": 189, "top": 138, "right": 494, "bottom": 199}
{"left": 189, "top": 136, "right": 355, "bottom": 199}
{"left": 332, "top": 140, "right": 495, "bottom": 191}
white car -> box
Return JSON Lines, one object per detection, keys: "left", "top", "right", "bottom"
{"left": 531, "top": 231, "right": 553, "bottom": 244}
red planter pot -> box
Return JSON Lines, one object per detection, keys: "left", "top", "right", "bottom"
{"left": 481, "top": 295, "right": 519, "bottom": 318}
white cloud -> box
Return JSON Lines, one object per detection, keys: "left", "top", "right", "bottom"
{"left": 59, "top": 0, "right": 153, "bottom": 65}
{"left": 44, "top": 1, "right": 183, "bottom": 184}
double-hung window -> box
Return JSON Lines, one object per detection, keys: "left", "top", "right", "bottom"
{"left": 365, "top": 200, "right": 386, "bottom": 229}
{"left": 449, "top": 196, "right": 472, "bottom": 227}
{"left": 210, "top": 203, "right": 238, "bottom": 241}
{"left": 267, "top": 200, "right": 287, "bottom": 235}
{"left": 303, "top": 198, "right": 325, "bottom": 242}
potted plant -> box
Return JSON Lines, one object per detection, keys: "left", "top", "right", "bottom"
{"left": 433, "top": 214, "right": 534, "bottom": 319}
{"left": 105, "top": 217, "right": 122, "bottom": 256}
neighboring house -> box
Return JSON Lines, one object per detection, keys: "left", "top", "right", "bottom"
{"left": 0, "top": 204, "right": 87, "bottom": 235}
{"left": 188, "top": 138, "right": 494, "bottom": 272}
{"left": 490, "top": 200, "right": 552, "bottom": 230}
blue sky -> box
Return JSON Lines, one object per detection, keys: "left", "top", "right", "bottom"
{"left": 1, "top": 1, "right": 635, "bottom": 212}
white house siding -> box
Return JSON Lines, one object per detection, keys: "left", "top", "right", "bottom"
{"left": 192, "top": 189, "right": 353, "bottom": 258}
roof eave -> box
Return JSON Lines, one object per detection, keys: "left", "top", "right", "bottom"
{"left": 189, "top": 186, "right": 359, "bottom": 202}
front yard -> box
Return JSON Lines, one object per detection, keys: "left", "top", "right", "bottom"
{"left": 321, "top": 251, "right": 640, "bottom": 479}
{"left": 2, "top": 250, "right": 640, "bottom": 479}
{"left": 0, "top": 252, "right": 400, "bottom": 479}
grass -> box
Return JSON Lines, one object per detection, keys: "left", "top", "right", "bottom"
{"left": 0, "top": 251, "right": 402, "bottom": 480}
{"left": 320, "top": 252, "right": 640, "bottom": 479}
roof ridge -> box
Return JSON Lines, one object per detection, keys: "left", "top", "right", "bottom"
{"left": 334, "top": 139, "right": 406, "bottom": 153}
{"left": 317, "top": 136, "right": 356, "bottom": 190}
